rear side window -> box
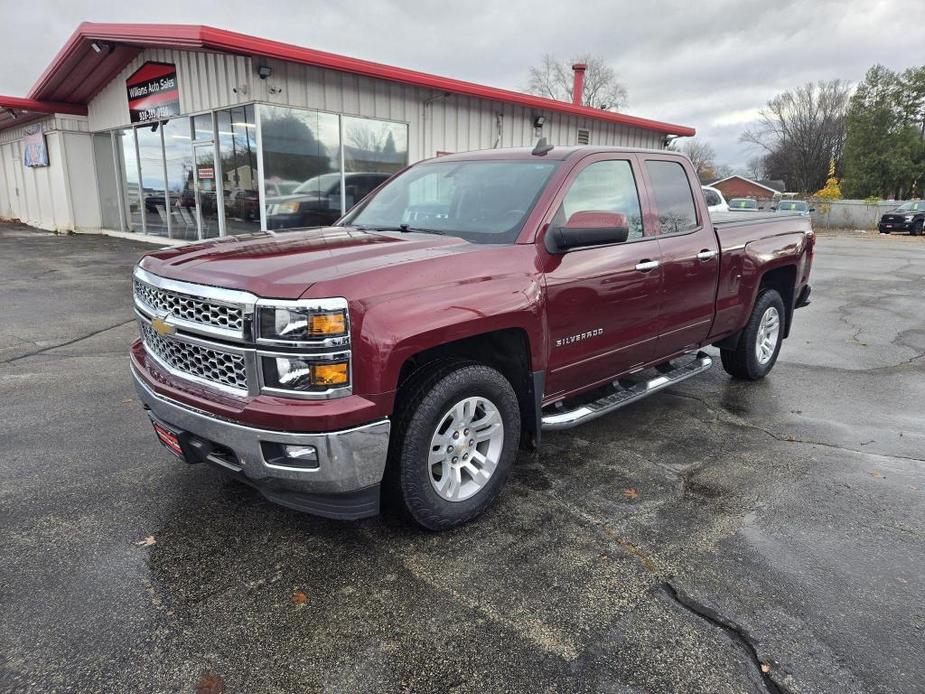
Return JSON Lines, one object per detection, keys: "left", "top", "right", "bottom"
{"left": 556, "top": 159, "right": 644, "bottom": 240}
{"left": 645, "top": 160, "right": 699, "bottom": 234}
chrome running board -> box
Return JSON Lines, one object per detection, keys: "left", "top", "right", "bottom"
{"left": 541, "top": 352, "right": 713, "bottom": 431}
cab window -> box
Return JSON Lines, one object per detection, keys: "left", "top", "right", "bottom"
{"left": 645, "top": 160, "right": 699, "bottom": 234}
{"left": 554, "top": 160, "right": 644, "bottom": 240}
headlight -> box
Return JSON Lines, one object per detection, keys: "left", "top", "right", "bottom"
{"left": 262, "top": 355, "right": 350, "bottom": 392}
{"left": 276, "top": 201, "right": 301, "bottom": 215}
{"left": 257, "top": 304, "right": 348, "bottom": 343}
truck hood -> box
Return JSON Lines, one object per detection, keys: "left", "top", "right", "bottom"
{"left": 139, "top": 227, "right": 487, "bottom": 298}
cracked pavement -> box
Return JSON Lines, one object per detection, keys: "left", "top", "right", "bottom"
{"left": 1, "top": 224, "right": 923, "bottom": 693}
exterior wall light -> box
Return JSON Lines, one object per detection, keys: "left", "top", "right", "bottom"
{"left": 257, "top": 65, "right": 273, "bottom": 80}
{"left": 533, "top": 115, "right": 545, "bottom": 128}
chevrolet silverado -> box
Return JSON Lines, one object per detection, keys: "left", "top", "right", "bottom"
{"left": 131, "top": 143, "right": 814, "bottom": 530}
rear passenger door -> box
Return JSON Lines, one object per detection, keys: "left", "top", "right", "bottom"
{"left": 640, "top": 155, "right": 720, "bottom": 357}
{"left": 542, "top": 154, "right": 663, "bottom": 398}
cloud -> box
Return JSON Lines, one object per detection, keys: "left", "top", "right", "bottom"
{"left": 1, "top": 0, "right": 923, "bottom": 170}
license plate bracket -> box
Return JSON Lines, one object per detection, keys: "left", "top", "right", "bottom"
{"left": 149, "top": 416, "right": 187, "bottom": 462}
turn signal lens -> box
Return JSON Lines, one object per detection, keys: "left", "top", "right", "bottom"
{"left": 313, "top": 362, "right": 349, "bottom": 385}
{"left": 262, "top": 356, "right": 350, "bottom": 392}
{"left": 309, "top": 312, "right": 346, "bottom": 336}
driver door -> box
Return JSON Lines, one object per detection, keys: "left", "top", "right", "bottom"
{"left": 542, "top": 155, "right": 663, "bottom": 399}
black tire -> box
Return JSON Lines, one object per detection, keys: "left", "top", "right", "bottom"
{"left": 720, "top": 289, "right": 785, "bottom": 380}
{"left": 912, "top": 220, "right": 923, "bottom": 236}
{"left": 387, "top": 361, "right": 520, "bottom": 530}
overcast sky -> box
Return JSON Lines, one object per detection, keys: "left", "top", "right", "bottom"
{"left": 1, "top": 0, "right": 923, "bottom": 169}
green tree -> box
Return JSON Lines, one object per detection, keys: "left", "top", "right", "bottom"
{"left": 841, "top": 65, "right": 925, "bottom": 199}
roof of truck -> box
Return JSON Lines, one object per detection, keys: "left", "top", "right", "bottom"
{"left": 428, "top": 145, "right": 681, "bottom": 162}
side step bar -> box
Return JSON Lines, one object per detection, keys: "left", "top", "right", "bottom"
{"left": 541, "top": 352, "right": 713, "bottom": 431}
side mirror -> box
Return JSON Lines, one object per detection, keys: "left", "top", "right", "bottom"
{"left": 545, "top": 211, "right": 630, "bottom": 253}
{"left": 809, "top": 207, "right": 816, "bottom": 212}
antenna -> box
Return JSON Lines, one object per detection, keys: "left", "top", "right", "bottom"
{"left": 532, "top": 137, "right": 554, "bottom": 156}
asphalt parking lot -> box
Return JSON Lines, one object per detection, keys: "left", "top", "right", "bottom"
{"left": 1, "top": 223, "right": 923, "bottom": 694}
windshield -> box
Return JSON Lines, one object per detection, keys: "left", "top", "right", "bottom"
{"left": 340, "top": 159, "right": 560, "bottom": 244}
{"left": 730, "top": 198, "right": 758, "bottom": 209}
{"left": 777, "top": 201, "right": 807, "bottom": 211}
{"left": 896, "top": 201, "right": 923, "bottom": 212}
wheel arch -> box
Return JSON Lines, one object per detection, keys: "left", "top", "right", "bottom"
{"left": 394, "top": 328, "right": 541, "bottom": 449}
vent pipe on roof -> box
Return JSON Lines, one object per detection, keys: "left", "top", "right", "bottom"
{"left": 571, "top": 64, "right": 587, "bottom": 106}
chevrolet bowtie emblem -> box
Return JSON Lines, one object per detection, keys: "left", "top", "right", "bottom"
{"left": 151, "top": 312, "right": 176, "bottom": 336}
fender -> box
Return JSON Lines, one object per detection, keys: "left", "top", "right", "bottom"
{"left": 351, "top": 272, "right": 547, "bottom": 399}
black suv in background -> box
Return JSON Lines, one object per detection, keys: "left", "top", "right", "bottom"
{"left": 879, "top": 200, "right": 925, "bottom": 235}
{"left": 266, "top": 172, "right": 391, "bottom": 229}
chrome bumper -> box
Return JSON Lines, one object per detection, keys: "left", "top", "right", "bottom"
{"left": 132, "top": 368, "right": 390, "bottom": 498}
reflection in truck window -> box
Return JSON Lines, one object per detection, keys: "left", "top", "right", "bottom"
{"left": 555, "top": 160, "right": 644, "bottom": 239}
{"left": 645, "top": 160, "right": 698, "bottom": 234}
{"left": 343, "top": 160, "right": 559, "bottom": 244}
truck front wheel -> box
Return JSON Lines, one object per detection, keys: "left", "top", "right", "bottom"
{"left": 720, "top": 289, "right": 785, "bottom": 380}
{"left": 389, "top": 362, "right": 521, "bottom": 530}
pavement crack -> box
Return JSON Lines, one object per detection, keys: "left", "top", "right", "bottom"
{"left": 1, "top": 319, "right": 134, "bottom": 364}
{"left": 662, "top": 582, "right": 791, "bottom": 694}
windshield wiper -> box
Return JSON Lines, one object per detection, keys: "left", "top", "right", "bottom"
{"left": 354, "top": 224, "right": 445, "bottom": 235}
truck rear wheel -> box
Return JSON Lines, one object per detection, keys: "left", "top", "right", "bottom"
{"left": 720, "top": 289, "right": 785, "bottom": 380}
{"left": 389, "top": 362, "right": 520, "bottom": 530}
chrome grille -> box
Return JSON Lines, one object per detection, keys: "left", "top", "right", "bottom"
{"left": 134, "top": 278, "right": 244, "bottom": 332}
{"left": 140, "top": 323, "right": 248, "bottom": 391}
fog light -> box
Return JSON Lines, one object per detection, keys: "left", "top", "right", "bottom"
{"left": 283, "top": 445, "right": 318, "bottom": 462}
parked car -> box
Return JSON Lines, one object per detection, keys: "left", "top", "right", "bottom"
{"left": 266, "top": 172, "right": 391, "bottom": 229}
{"left": 878, "top": 200, "right": 925, "bottom": 235}
{"left": 728, "top": 197, "right": 761, "bottom": 211}
{"left": 131, "top": 145, "right": 814, "bottom": 529}
{"left": 702, "top": 185, "right": 728, "bottom": 213}
{"left": 775, "top": 199, "right": 813, "bottom": 216}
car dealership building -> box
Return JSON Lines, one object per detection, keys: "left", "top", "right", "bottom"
{"left": 0, "top": 23, "right": 694, "bottom": 241}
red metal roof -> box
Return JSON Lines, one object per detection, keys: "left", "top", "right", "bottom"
{"left": 25, "top": 22, "right": 695, "bottom": 137}
{"left": 0, "top": 95, "right": 88, "bottom": 131}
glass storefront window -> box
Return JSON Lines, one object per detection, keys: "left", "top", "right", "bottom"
{"left": 109, "top": 105, "right": 409, "bottom": 239}
{"left": 217, "top": 105, "right": 260, "bottom": 236}
{"left": 162, "top": 118, "right": 197, "bottom": 240}
{"left": 117, "top": 129, "right": 142, "bottom": 232}
{"left": 136, "top": 125, "right": 168, "bottom": 236}
{"left": 193, "top": 113, "right": 213, "bottom": 141}
{"left": 260, "top": 105, "right": 341, "bottom": 230}
{"left": 342, "top": 116, "right": 408, "bottom": 213}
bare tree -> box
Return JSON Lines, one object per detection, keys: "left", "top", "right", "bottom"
{"left": 527, "top": 54, "right": 628, "bottom": 110}
{"left": 740, "top": 80, "right": 851, "bottom": 192}
{"left": 680, "top": 139, "right": 716, "bottom": 180}
{"left": 746, "top": 155, "right": 768, "bottom": 181}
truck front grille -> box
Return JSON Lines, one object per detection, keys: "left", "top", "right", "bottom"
{"left": 140, "top": 323, "right": 248, "bottom": 392}
{"left": 134, "top": 278, "right": 245, "bottom": 333}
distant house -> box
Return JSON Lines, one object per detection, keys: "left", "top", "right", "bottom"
{"left": 710, "top": 176, "right": 786, "bottom": 205}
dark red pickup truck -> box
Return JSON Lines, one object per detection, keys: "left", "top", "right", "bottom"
{"left": 131, "top": 144, "right": 814, "bottom": 529}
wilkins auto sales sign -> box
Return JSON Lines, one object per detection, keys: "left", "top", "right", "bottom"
{"left": 126, "top": 62, "right": 180, "bottom": 123}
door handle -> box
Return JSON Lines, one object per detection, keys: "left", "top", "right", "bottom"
{"left": 696, "top": 249, "right": 717, "bottom": 261}
{"left": 634, "top": 259, "right": 660, "bottom": 272}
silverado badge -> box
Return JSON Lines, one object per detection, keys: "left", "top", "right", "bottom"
{"left": 151, "top": 312, "right": 176, "bottom": 337}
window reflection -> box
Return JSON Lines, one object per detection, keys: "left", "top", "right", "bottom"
{"left": 218, "top": 106, "right": 260, "bottom": 236}
{"left": 117, "top": 129, "right": 141, "bottom": 232}
{"left": 342, "top": 116, "right": 409, "bottom": 212}
{"left": 136, "top": 125, "right": 168, "bottom": 236}
{"left": 261, "top": 105, "right": 341, "bottom": 230}
{"left": 162, "top": 119, "right": 197, "bottom": 240}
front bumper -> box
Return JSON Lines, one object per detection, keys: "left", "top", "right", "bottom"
{"left": 132, "top": 367, "right": 390, "bottom": 519}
